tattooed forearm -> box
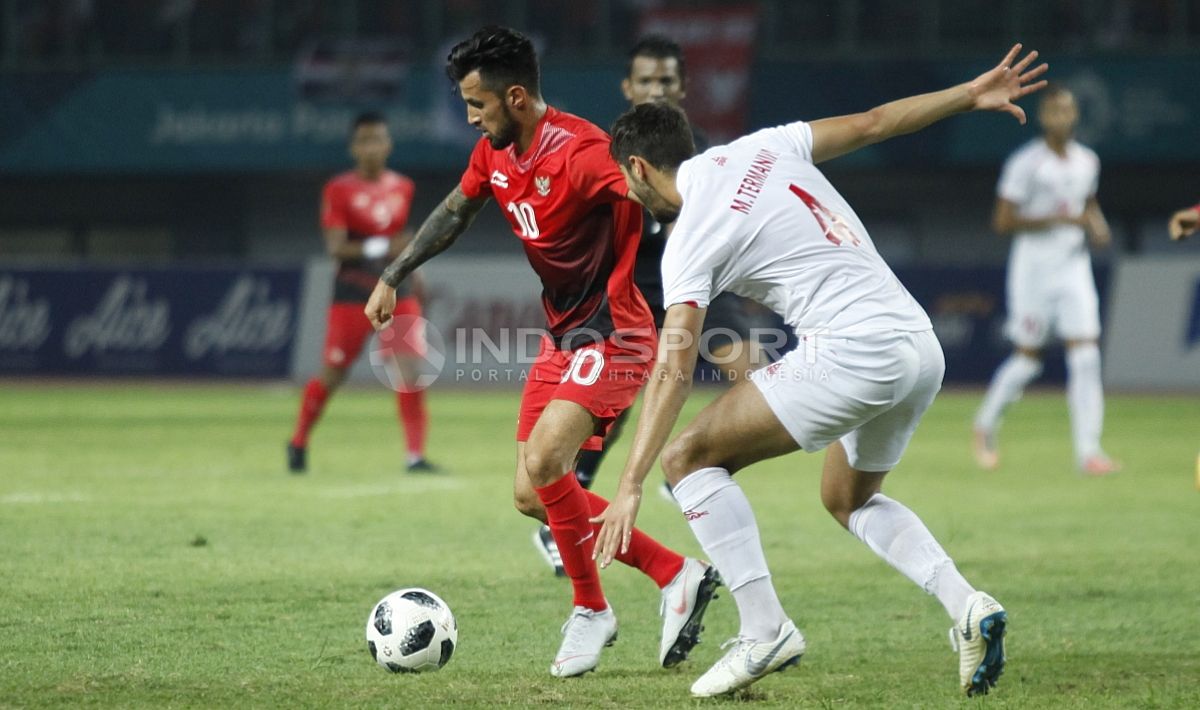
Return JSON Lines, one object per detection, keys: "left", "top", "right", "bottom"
{"left": 381, "top": 186, "right": 486, "bottom": 288}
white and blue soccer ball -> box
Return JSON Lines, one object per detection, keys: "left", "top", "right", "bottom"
{"left": 365, "top": 588, "right": 458, "bottom": 673}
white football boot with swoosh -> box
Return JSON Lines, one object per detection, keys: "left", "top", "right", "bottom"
{"left": 550, "top": 606, "right": 617, "bottom": 678}
{"left": 949, "top": 591, "right": 1007, "bottom": 696}
{"left": 659, "top": 558, "right": 723, "bottom": 667}
{"left": 690, "top": 620, "right": 806, "bottom": 697}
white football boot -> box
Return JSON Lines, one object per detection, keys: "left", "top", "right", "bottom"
{"left": 550, "top": 606, "right": 618, "bottom": 677}
{"left": 659, "top": 558, "right": 723, "bottom": 667}
{"left": 690, "top": 620, "right": 805, "bottom": 697}
{"left": 949, "top": 591, "right": 1007, "bottom": 696}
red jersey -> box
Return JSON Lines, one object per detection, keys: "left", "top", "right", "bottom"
{"left": 321, "top": 169, "right": 415, "bottom": 302}
{"left": 460, "top": 107, "right": 654, "bottom": 348}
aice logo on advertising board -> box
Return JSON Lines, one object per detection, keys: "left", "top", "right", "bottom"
{"left": 185, "top": 275, "right": 293, "bottom": 359}
{"left": 63, "top": 275, "right": 170, "bottom": 358}
{"left": 0, "top": 276, "right": 51, "bottom": 351}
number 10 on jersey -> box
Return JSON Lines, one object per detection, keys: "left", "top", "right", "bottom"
{"left": 507, "top": 202, "right": 540, "bottom": 239}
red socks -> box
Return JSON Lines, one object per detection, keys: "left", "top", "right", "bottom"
{"left": 535, "top": 473, "right": 607, "bottom": 611}
{"left": 583, "top": 490, "right": 685, "bottom": 589}
{"left": 397, "top": 391, "right": 427, "bottom": 459}
{"left": 290, "top": 379, "right": 329, "bottom": 447}
{"left": 534, "top": 472, "right": 689, "bottom": 610}
{"left": 292, "top": 379, "right": 427, "bottom": 462}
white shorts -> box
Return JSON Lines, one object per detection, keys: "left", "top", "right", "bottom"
{"left": 1005, "top": 258, "right": 1101, "bottom": 348}
{"left": 750, "top": 329, "right": 944, "bottom": 471}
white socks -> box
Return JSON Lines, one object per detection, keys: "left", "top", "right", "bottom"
{"left": 1066, "top": 343, "right": 1104, "bottom": 462}
{"left": 674, "top": 470, "right": 978, "bottom": 631}
{"left": 975, "top": 353, "right": 1043, "bottom": 432}
{"left": 847, "top": 493, "right": 975, "bottom": 620}
{"left": 671, "top": 467, "right": 788, "bottom": 641}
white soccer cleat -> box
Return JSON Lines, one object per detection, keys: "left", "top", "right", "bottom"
{"left": 550, "top": 606, "right": 617, "bottom": 678}
{"left": 972, "top": 427, "right": 1000, "bottom": 471}
{"left": 949, "top": 591, "right": 1007, "bottom": 696}
{"left": 659, "top": 558, "right": 722, "bottom": 667}
{"left": 689, "top": 620, "right": 805, "bottom": 697}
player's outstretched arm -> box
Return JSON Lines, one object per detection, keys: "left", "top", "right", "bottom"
{"left": 1168, "top": 205, "right": 1200, "bottom": 241}
{"left": 809, "top": 43, "right": 1049, "bottom": 164}
{"left": 592, "top": 304, "right": 705, "bottom": 567}
{"left": 366, "top": 186, "right": 488, "bottom": 328}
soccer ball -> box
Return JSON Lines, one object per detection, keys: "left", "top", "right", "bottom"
{"left": 365, "top": 588, "right": 457, "bottom": 673}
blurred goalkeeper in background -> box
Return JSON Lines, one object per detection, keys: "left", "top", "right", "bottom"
{"left": 288, "top": 112, "right": 437, "bottom": 474}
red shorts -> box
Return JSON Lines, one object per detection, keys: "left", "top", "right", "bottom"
{"left": 322, "top": 297, "right": 424, "bottom": 368}
{"left": 517, "top": 335, "right": 654, "bottom": 451}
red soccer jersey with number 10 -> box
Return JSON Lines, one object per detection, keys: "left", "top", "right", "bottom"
{"left": 459, "top": 107, "right": 654, "bottom": 348}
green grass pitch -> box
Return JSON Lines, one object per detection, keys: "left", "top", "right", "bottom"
{"left": 1, "top": 383, "right": 1198, "bottom": 708}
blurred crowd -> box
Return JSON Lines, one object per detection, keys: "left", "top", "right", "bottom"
{"left": 6, "top": 0, "right": 1199, "bottom": 67}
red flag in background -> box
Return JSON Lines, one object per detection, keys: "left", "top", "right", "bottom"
{"left": 639, "top": 5, "right": 760, "bottom": 143}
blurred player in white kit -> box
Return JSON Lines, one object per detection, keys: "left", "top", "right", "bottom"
{"left": 973, "top": 85, "right": 1119, "bottom": 476}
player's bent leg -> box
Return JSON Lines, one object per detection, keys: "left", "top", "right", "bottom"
{"left": 662, "top": 380, "right": 803, "bottom": 691}
{"left": 824, "top": 442, "right": 1006, "bottom": 696}
{"left": 522, "top": 401, "right": 618, "bottom": 676}
{"left": 661, "top": 379, "right": 800, "bottom": 485}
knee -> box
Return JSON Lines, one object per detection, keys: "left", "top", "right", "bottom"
{"left": 513, "top": 488, "right": 544, "bottom": 520}
{"left": 821, "top": 486, "right": 873, "bottom": 529}
{"left": 661, "top": 430, "right": 709, "bottom": 485}
{"left": 522, "top": 447, "right": 563, "bottom": 488}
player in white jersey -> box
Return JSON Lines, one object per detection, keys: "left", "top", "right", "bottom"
{"left": 590, "top": 44, "right": 1048, "bottom": 698}
{"left": 973, "top": 86, "right": 1119, "bottom": 476}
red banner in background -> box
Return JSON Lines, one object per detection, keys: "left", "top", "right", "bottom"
{"left": 639, "top": 5, "right": 760, "bottom": 144}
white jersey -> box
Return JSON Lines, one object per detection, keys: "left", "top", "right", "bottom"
{"left": 997, "top": 138, "right": 1099, "bottom": 271}
{"left": 661, "top": 121, "right": 931, "bottom": 336}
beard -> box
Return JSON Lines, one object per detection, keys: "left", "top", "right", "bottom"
{"left": 486, "top": 106, "right": 521, "bottom": 149}
{"left": 644, "top": 189, "right": 681, "bottom": 224}
{"left": 649, "top": 202, "right": 681, "bottom": 224}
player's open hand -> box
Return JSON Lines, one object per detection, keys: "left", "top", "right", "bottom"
{"left": 967, "top": 44, "right": 1049, "bottom": 124}
{"left": 590, "top": 480, "right": 643, "bottom": 568}
{"left": 1168, "top": 208, "right": 1199, "bottom": 241}
{"left": 365, "top": 280, "right": 397, "bottom": 330}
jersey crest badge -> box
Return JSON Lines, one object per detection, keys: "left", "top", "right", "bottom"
{"left": 535, "top": 176, "right": 551, "bottom": 197}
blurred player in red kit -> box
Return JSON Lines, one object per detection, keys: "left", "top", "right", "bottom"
{"left": 288, "top": 112, "right": 436, "bottom": 474}
{"left": 364, "top": 27, "right": 719, "bottom": 678}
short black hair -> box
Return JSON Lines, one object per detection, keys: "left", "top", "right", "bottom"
{"left": 1038, "top": 83, "right": 1074, "bottom": 107}
{"left": 627, "top": 35, "right": 686, "bottom": 82}
{"left": 446, "top": 26, "right": 541, "bottom": 98}
{"left": 352, "top": 111, "right": 387, "bottom": 132}
{"left": 610, "top": 102, "right": 696, "bottom": 172}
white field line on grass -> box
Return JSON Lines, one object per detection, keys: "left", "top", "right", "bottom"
{"left": 0, "top": 491, "right": 90, "bottom": 504}
{"left": 313, "top": 478, "right": 466, "bottom": 499}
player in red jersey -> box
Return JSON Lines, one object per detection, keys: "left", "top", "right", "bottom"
{"left": 288, "top": 112, "right": 436, "bottom": 474}
{"left": 364, "top": 27, "right": 720, "bottom": 678}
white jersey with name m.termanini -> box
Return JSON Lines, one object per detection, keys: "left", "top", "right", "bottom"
{"left": 661, "top": 120, "right": 931, "bottom": 336}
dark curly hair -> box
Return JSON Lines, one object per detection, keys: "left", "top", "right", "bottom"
{"left": 446, "top": 26, "right": 541, "bottom": 98}
{"left": 610, "top": 102, "right": 695, "bottom": 172}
